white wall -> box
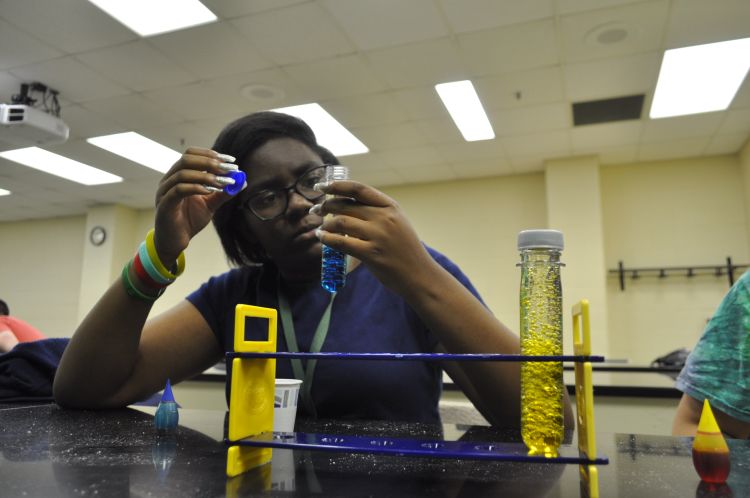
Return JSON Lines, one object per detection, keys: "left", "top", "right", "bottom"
{"left": 0, "top": 216, "right": 85, "bottom": 338}
{"left": 601, "top": 155, "right": 749, "bottom": 363}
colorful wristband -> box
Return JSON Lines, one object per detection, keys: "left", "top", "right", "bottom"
{"left": 145, "top": 229, "right": 185, "bottom": 280}
{"left": 133, "top": 252, "right": 170, "bottom": 289}
{"left": 138, "top": 242, "right": 174, "bottom": 286}
{"left": 121, "top": 261, "right": 162, "bottom": 302}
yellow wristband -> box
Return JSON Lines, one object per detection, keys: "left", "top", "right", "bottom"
{"left": 145, "top": 229, "right": 186, "bottom": 280}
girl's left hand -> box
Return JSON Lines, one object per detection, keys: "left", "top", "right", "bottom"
{"left": 313, "top": 180, "right": 438, "bottom": 296}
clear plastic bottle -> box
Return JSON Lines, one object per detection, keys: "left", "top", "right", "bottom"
{"left": 518, "top": 229, "right": 564, "bottom": 457}
{"left": 321, "top": 165, "right": 349, "bottom": 293}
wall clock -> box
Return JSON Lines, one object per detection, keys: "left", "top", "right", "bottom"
{"left": 89, "top": 226, "right": 107, "bottom": 246}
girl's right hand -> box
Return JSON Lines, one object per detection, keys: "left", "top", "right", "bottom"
{"left": 152, "top": 147, "right": 239, "bottom": 264}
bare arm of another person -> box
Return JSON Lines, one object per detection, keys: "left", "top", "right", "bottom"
{"left": 673, "top": 393, "right": 750, "bottom": 439}
{"left": 316, "top": 180, "right": 573, "bottom": 428}
{"left": 54, "top": 148, "right": 234, "bottom": 408}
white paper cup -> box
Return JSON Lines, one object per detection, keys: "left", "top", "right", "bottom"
{"left": 273, "top": 378, "right": 302, "bottom": 433}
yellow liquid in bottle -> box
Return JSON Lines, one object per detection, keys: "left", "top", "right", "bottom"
{"left": 520, "top": 260, "right": 563, "bottom": 457}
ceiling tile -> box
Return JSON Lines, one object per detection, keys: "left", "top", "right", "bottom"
{"left": 76, "top": 41, "right": 196, "bottom": 92}
{"left": 637, "top": 137, "right": 710, "bottom": 161}
{"left": 82, "top": 94, "right": 184, "bottom": 131}
{"left": 148, "top": 22, "right": 272, "bottom": 78}
{"left": 414, "top": 117, "right": 466, "bottom": 145}
{"left": 490, "top": 103, "right": 571, "bottom": 136}
{"left": 501, "top": 130, "right": 571, "bottom": 158}
{"left": 665, "top": 0, "right": 750, "bottom": 48}
{"left": 284, "top": 55, "right": 389, "bottom": 101}
{"left": 205, "top": 68, "right": 308, "bottom": 111}
{"left": 450, "top": 158, "right": 514, "bottom": 179}
{"left": 0, "top": 72, "right": 25, "bottom": 102}
{"left": 434, "top": 139, "right": 508, "bottom": 163}
{"left": 456, "top": 19, "right": 559, "bottom": 77}
{"left": 0, "top": 19, "right": 62, "bottom": 69}
{"left": 642, "top": 113, "right": 724, "bottom": 143}
{"left": 390, "top": 87, "right": 445, "bottom": 121}
{"left": 510, "top": 155, "right": 546, "bottom": 174}
{"left": 201, "top": 0, "right": 307, "bottom": 19}
{"left": 716, "top": 108, "right": 750, "bottom": 136}
{"left": 475, "top": 66, "right": 565, "bottom": 111}
{"left": 352, "top": 122, "right": 431, "bottom": 152}
{"left": 9, "top": 56, "right": 129, "bottom": 103}
{"left": 142, "top": 81, "right": 244, "bottom": 121}
{"left": 139, "top": 117, "right": 233, "bottom": 153}
{"left": 704, "top": 133, "right": 749, "bottom": 155}
{"left": 322, "top": 92, "right": 409, "bottom": 128}
{"left": 365, "top": 37, "right": 467, "bottom": 89}
{"left": 323, "top": 0, "right": 448, "bottom": 50}
{"left": 439, "top": 0, "right": 554, "bottom": 34}
{"left": 0, "top": 0, "right": 136, "bottom": 53}
{"left": 563, "top": 52, "right": 660, "bottom": 102}
{"left": 230, "top": 3, "right": 355, "bottom": 65}
{"left": 556, "top": 0, "right": 648, "bottom": 15}
{"left": 378, "top": 145, "right": 444, "bottom": 169}
{"left": 570, "top": 120, "right": 643, "bottom": 152}
{"left": 59, "top": 104, "right": 125, "bottom": 140}
{"left": 597, "top": 144, "right": 638, "bottom": 164}
{"left": 558, "top": 0, "right": 669, "bottom": 63}
{"left": 397, "top": 163, "right": 457, "bottom": 184}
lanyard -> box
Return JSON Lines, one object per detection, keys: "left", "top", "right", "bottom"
{"left": 276, "top": 282, "right": 336, "bottom": 418}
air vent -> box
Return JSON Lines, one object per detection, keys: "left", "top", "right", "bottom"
{"left": 572, "top": 95, "right": 644, "bottom": 126}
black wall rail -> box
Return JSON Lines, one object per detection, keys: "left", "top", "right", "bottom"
{"left": 609, "top": 257, "right": 749, "bottom": 291}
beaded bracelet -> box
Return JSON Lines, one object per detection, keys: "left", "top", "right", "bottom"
{"left": 121, "top": 261, "right": 162, "bottom": 302}
{"left": 145, "top": 229, "right": 185, "bottom": 280}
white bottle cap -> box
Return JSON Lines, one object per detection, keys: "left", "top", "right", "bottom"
{"left": 517, "top": 229, "right": 564, "bottom": 251}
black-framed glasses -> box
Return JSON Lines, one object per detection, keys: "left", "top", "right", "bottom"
{"left": 240, "top": 166, "right": 327, "bottom": 221}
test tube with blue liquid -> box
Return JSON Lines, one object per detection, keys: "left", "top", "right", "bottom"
{"left": 321, "top": 165, "right": 349, "bottom": 293}
{"left": 154, "top": 378, "right": 179, "bottom": 433}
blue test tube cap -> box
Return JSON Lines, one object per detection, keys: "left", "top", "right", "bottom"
{"left": 160, "top": 378, "right": 175, "bottom": 403}
{"left": 223, "top": 169, "right": 246, "bottom": 196}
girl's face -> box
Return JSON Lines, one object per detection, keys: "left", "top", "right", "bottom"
{"left": 238, "top": 137, "right": 326, "bottom": 281}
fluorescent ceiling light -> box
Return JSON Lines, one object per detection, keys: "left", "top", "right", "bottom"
{"left": 0, "top": 188, "right": 10, "bottom": 196}
{"left": 435, "top": 80, "right": 495, "bottom": 141}
{"left": 650, "top": 37, "right": 750, "bottom": 119}
{"left": 271, "top": 103, "right": 369, "bottom": 157}
{"left": 87, "top": 132, "right": 181, "bottom": 173}
{"left": 87, "top": 0, "right": 217, "bottom": 37}
{"left": 0, "top": 147, "right": 122, "bottom": 185}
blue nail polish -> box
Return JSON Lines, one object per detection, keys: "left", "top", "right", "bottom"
{"left": 223, "top": 170, "right": 246, "bottom": 196}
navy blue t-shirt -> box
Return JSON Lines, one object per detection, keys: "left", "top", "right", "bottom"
{"left": 187, "top": 246, "right": 484, "bottom": 424}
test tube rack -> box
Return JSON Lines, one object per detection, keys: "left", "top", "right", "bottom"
{"left": 224, "top": 300, "right": 607, "bottom": 497}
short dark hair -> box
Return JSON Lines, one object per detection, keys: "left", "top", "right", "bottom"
{"left": 211, "top": 112, "right": 339, "bottom": 267}
{"left": 0, "top": 299, "right": 8, "bottom": 315}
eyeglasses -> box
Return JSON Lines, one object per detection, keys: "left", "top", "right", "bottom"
{"left": 240, "top": 166, "right": 327, "bottom": 221}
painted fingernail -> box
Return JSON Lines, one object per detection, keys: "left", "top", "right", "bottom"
{"left": 215, "top": 176, "right": 236, "bottom": 185}
{"left": 204, "top": 185, "right": 223, "bottom": 193}
{"left": 215, "top": 152, "right": 236, "bottom": 163}
{"left": 314, "top": 228, "right": 324, "bottom": 240}
{"left": 309, "top": 204, "right": 322, "bottom": 215}
{"left": 313, "top": 181, "right": 330, "bottom": 192}
{"left": 218, "top": 162, "right": 239, "bottom": 171}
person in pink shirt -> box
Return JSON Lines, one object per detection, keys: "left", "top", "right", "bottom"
{"left": 0, "top": 299, "right": 46, "bottom": 353}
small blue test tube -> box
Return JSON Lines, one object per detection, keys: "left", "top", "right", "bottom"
{"left": 321, "top": 165, "right": 349, "bottom": 293}
{"left": 154, "top": 379, "right": 179, "bottom": 433}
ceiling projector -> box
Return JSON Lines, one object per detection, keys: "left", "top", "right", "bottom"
{"left": 0, "top": 103, "right": 70, "bottom": 151}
